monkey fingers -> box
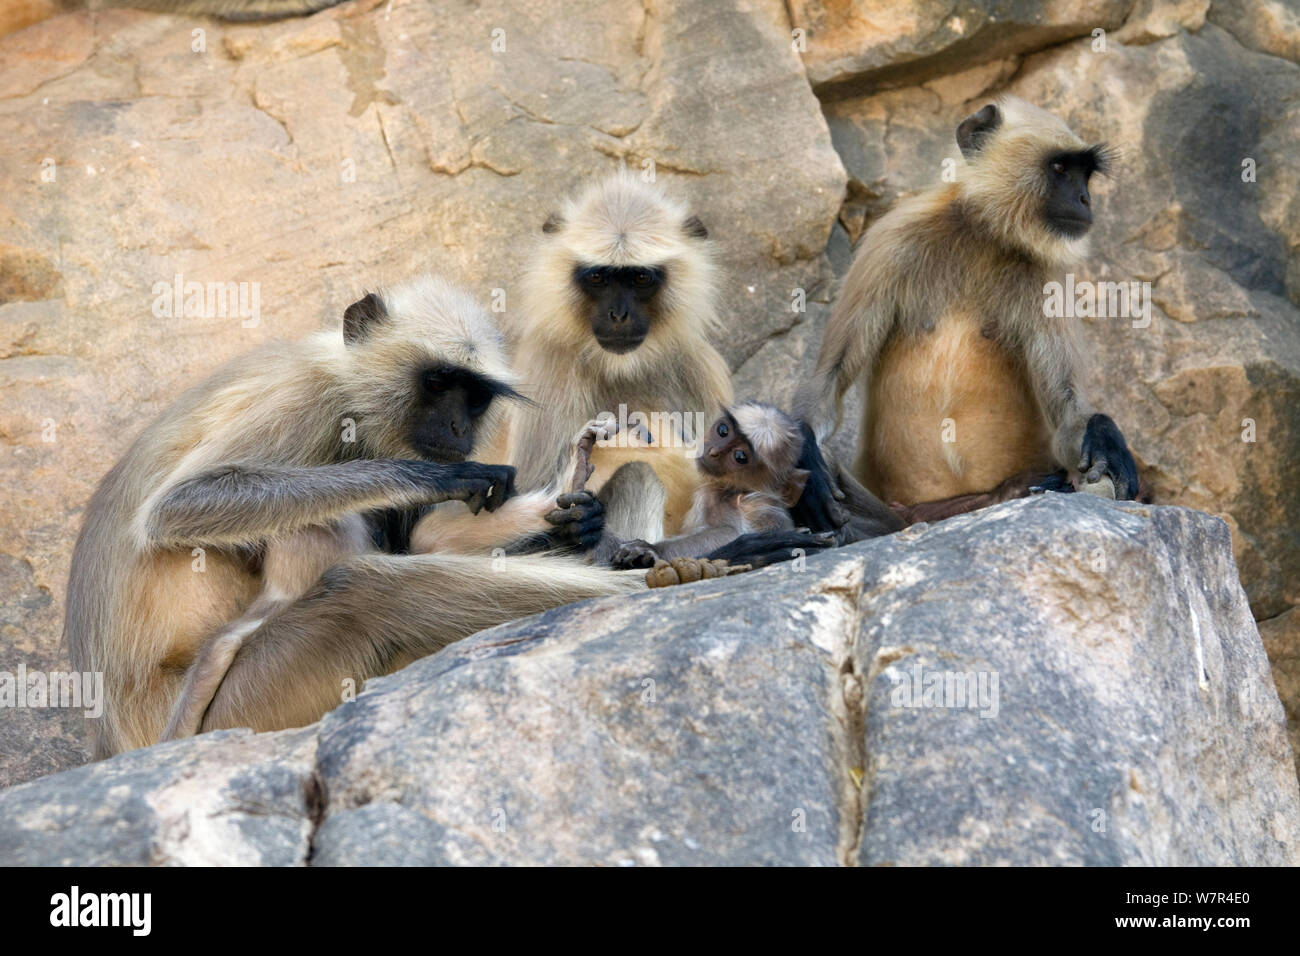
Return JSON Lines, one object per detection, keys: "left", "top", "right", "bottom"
{"left": 545, "top": 491, "right": 606, "bottom": 551}
{"left": 611, "top": 539, "right": 660, "bottom": 569}
{"left": 1078, "top": 414, "right": 1140, "bottom": 501}
{"left": 429, "top": 462, "right": 518, "bottom": 513}
{"left": 788, "top": 421, "right": 850, "bottom": 534}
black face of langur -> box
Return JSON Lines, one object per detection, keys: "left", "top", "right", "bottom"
{"left": 956, "top": 103, "right": 1110, "bottom": 242}
{"left": 572, "top": 265, "right": 667, "bottom": 354}
{"left": 343, "top": 291, "right": 526, "bottom": 463}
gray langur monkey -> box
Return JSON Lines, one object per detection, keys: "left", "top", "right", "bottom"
{"left": 797, "top": 96, "right": 1139, "bottom": 513}
{"left": 66, "top": 275, "right": 642, "bottom": 758}
{"left": 408, "top": 171, "right": 736, "bottom": 561}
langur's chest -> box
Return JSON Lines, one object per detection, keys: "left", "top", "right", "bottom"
{"left": 876, "top": 313, "right": 1026, "bottom": 411}
{"left": 863, "top": 313, "right": 1050, "bottom": 501}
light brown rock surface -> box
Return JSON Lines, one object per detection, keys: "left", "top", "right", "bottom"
{"left": 0, "top": 0, "right": 1297, "bottom": 802}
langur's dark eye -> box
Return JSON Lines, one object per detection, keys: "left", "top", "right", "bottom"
{"left": 1051, "top": 162, "right": 1066, "bottom": 175}
{"left": 733, "top": 449, "right": 748, "bottom": 465}
{"left": 717, "top": 422, "right": 729, "bottom": 437}
{"left": 465, "top": 383, "right": 492, "bottom": 417}
{"left": 632, "top": 269, "right": 654, "bottom": 287}
{"left": 585, "top": 271, "right": 605, "bottom": 287}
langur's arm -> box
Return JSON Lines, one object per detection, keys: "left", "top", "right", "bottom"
{"left": 146, "top": 459, "right": 515, "bottom": 549}
{"left": 615, "top": 492, "right": 791, "bottom": 566}
{"left": 788, "top": 422, "right": 849, "bottom": 534}
{"left": 644, "top": 524, "right": 746, "bottom": 561}
{"left": 796, "top": 247, "right": 899, "bottom": 438}
{"left": 1023, "top": 330, "right": 1140, "bottom": 500}
{"left": 827, "top": 453, "right": 904, "bottom": 539}
{"left": 1023, "top": 325, "right": 1094, "bottom": 470}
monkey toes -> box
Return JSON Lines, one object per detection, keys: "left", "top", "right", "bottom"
{"left": 611, "top": 539, "right": 660, "bottom": 569}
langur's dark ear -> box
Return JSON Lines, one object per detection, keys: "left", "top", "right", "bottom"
{"left": 956, "top": 103, "right": 1002, "bottom": 159}
{"left": 542, "top": 212, "right": 564, "bottom": 234}
{"left": 683, "top": 215, "right": 708, "bottom": 239}
{"left": 343, "top": 292, "right": 387, "bottom": 345}
{"left": 780, "top": 468, "right": 812, "bottom": 508}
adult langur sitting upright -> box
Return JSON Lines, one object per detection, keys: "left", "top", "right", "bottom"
{"left": 797, "top": 96, "right": 1139, "bottom": 518}
{"left": 412, "top": 172, "right": 840, "bottom": 563}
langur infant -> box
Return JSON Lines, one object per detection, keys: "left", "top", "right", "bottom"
{"left": 611, "top": 401, "right": 834, "bottom": 570}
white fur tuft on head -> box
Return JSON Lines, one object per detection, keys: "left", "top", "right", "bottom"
{"left": 729, "top": 400, "right": 802, "bottom": 479}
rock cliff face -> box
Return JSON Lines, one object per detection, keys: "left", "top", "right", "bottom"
{"left": 0, "top": 0, "right": 1297, "bottom": 841}
{"left": 1, "top": 497, "right": 1296, "bottom": 866}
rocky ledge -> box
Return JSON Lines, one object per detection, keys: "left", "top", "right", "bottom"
{"left": 0, "top": 494, "right": 1296, "bottom": 866}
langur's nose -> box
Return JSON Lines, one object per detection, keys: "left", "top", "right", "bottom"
{"left": 1079, "top": 191, "right": 1090, "bottom": 207}
{"left": 609, "top": 309, "right": 628, "bottom": 324}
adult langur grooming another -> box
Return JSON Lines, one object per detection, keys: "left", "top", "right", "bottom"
{"left": 66, "top": 276, "right": 642, "bottom": 758}
{"left": 797, "top": 96, "right": 1139, "bottom": 516}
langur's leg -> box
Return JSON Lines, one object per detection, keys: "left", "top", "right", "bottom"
{"left": 597, "top": 461, "right": 666, "bottom": 542}
{"left": 159, "top": 517, "right": 375, "bottom": 743}
{"left": 200, "top": 552, "right": 642, "bottom": 735}
{"left": 582, "top": 461, "right": 667, "bottom": 565}
{"left": 706, "top": 530, "right": 837, "bottom": 568}
{"left": 892, "top": 470, "right": 1072, "bottom": 526}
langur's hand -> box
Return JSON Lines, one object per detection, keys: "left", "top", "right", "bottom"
{"left": 611, "top": 539, "right": 660, "bottom": 569}
{"left": 544, "top": 491, "right": 605, "bottom": 552}
{"left": 436, "top": 462, "right": 517, "bottom": 513}
{"left": 1077, "top": 414, "right": 1139, "bottom": 501}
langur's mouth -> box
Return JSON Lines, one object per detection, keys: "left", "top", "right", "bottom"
{"left": 1049, "top": 216, "right": 1091, "bottom": 237}
{"left": 595, "top": 335, "right": 646, "bottom": 355}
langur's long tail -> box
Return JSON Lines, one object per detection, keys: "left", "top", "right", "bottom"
{"left": 97, "top": 0, "right": 346, "bottom": 21}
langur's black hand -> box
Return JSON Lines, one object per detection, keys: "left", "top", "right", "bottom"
{"left": 787, "top": 421, "right": 849, "bottom": 533}
{"left": 544, "top": 491, "right": 605, "bottom": 552}
{"left": 1078, "top": 414, "right": 1139, "bottom": 501}
{"left": 435, "top": 462, "right": 517, "bottom": 514}
{"left": 611, "top": 539, "right": 660, "bottom": 569}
